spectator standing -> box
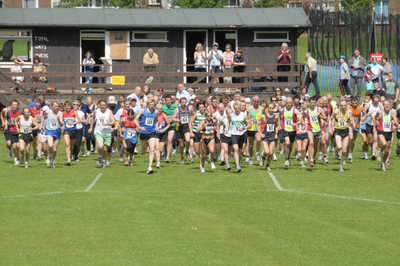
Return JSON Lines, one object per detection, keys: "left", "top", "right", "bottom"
{"left": 339, "top": 55, "right": 351, "bottom": 97}
{"left": 223, "top": 44, "right": 235, "bottom": 84}
{"left": 188, "top": 88, "right": 196, "bottom": 100}
{"left": 143, "top": 48, "right": 159, "bottom": 84}
{"left": 364, "top": 66, "right": 374, "bottom": 92}
{"left": 82, "top": 51, "right": 95, "bottom": 94}
{"left": 233, "top": 49, "right": 246, "bottom": 83}
{"left": 365, "top": 57, "right": 383, "bottom": 84}
{"left": 348, "top": 49, "right": 366, "bottom": 98}
{"left": 194, "top": 43, "right": 206, "bottom": 83}
{"left": 383, "top": 72, "right": 399, "bottom": 106}
{"left": 176, "top": 83, "right": 191, "bottom": 103}
{"left": 276, "top": 43, "right": 293, "bottom": 82}
{"left": 381, "top": 56, "right": 392, "bottom": 82}
{"left": 207, "top": 42, "right": 224, "bottom": 87}
{"left": 305, "top": 53, "right": 320, "bottom": 98}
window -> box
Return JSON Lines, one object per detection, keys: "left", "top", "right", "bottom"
{"left": 0, "top": 0, "right": 3, "bottom": 8}
{"left": 375, "top": 0, "right": 389, "bottom": 24}
{"left": 287, "top": 1, "right": 303, "bottom": 8}
{"left": 148, "top": 0, "right": 161, "bottom": 5}
{"left": 131, "top": 31, "right": 168, "bottom": 42}
{"left": 225, "top": 0, "right": 239, "bottom": 7}
{"left": 253, "top": 31, "right": 289, "bottom": 42}
{"left": 23, "top": 0, "right": 38, "bottom": 8}
{"left": 0, "top": 30, "right": 32, "bottom": 63}
{"left": 311, "top": 1, "right": 336, "bottom": 12}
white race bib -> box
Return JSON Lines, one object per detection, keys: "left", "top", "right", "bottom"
{"left": 383, "top": 121, "right": 391, "bottom": 131}
{"left": 145, "top": 117, "right": 154, "bottom": 126}
{"left": 126, "top": 128, "right": 136, "bottom": 138}
{"left": 310, "top": 115, "right": 318, "bottom": 123}
{"left": 266, "top": 124, "right": 275, "bottom": 132}
{"left": 65, "top": 118, "right": 74, "bottom": 128}
{"left": 284, "top": 119, "right": 292, "bottom": 127}
{"left": 338, "top": 119, "right": 347, "bottom": 127}
{"left": 181, "top": 116, "right": 189, "bottom": 124}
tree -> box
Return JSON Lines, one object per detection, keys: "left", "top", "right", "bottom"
{"left": 341, "top": 0, "right": 374, "bottom": 13}
{"left": 172, "top": 0, "right": 226, "bottom": 8}
{"left": 253, "top": 0, "right": 288, "bottom": 8}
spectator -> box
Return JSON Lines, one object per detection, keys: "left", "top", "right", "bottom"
{"left": 11, "top": 56, "right": 24, "bottom": 93}
{"left": 276, "top": 42, "right": 293, "bottom": 82}
{"left": 207, "top": 42, "right": 224, "bottom": 86}
{"left": 381, "top": 56, "right": 392, "bottom": 82}
{"left": 188, "top": 88, "right": 196, "bottom": 100}
{"left": 32, "top": 56, "right": 47, "bottom": 92}
{"left": 274, "top": 87, "right": 286, "bottom": 101}
{"left": 155, "top": 87, "right": 164, "bottom": 103}
{"left": 299, "top": 86, "right": 308, "bottom": 104}
{"left": 339, "top": 55, "right": 351, "bottom": 98}
{"left": 233, "top": 49, "right": 246, "bottom": 83}
{"left": 223, "top": 44, "right": 235, "bottom": 84}
{"left": 305, "top": 52, "right": 320, "bottom": 98}
{"left": 176, "top": 83, "right": 191, "bottom": 104}
{"left": 194, "top": 43, "right": 206, "bottom": 83}
{"left": 348, "top": 49, "right": 366, "bottom": 99}
{"left": 82, "top": 51, "right": 95, "bottom": 94}
{"left": 143, "top": 48, "right": 159, "bottom": 84}
{"left": 127, "top": 86, "right": 142, "bottom": 112}
{"left": 142, "top": 85, "right": 150, "bottom": 103}
{"left": 118, "top": 95, "right": 125, "bottom": 106}
{"left": 365, "top": 57, "right": 383, "bottom": 84}
{"left": 372, "top": 82, "right": 386, "bottom": 98}
{"left": 382, "top": 72, "right": 399, "bottom": 106}
{"left": 364, "top": 66, "right": 374, "bottom": 92}
{"left": 108, "top": 96, "right": 121, "bottom": 115}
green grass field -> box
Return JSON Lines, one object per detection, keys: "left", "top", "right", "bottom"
{"left": 1, "top": 134, "right": 400, "bottom": 265}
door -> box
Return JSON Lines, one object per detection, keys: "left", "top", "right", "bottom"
{"left": 184, "top": 30, "right": 207, "bottom": 84}
{"left": 81, "top": 31, "right": 105, "bottom": 84}
{"left": 213, "top": 30, "right": 238, "bottom": 53}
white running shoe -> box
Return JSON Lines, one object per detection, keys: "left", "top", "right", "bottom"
{"left": 295, "top": 153, "right": 300, "bottom": 161}
{"left": 273, "top": 154, "right": 277, "bottom": 161}
{"left": 50, "top": 160, "right": 55, "bottom": 168}
{"left": 318, "top": 152, "right": 323, "bottom": 161}
{"left": 200, "top": 166, "right": 205, "bottom": 173}
{"left": 210, "top": 162, "right": 216, "bottom": 169}
{"left": 147, "top": 168, "right": 154, "bottom": 174}
{"left": 248, "top": 158, "right": 253, "bottom": 166}
{"left": 86, "top": 151, "right": 91, "bottom": 156}
{"left": 323, "top": 157, "right": 329, "bottom": 164}
{"left": 14, "top": 158, "right": 20, "bottom": 165}
{"left": 300, "top": 161, "right": 305, "bottom": 168}
{"left": 245, "top": 156, "right": 250, "bottom": 162}
{"left": 284, "top": 160, "right": 290, "bottom": 168}
{"left": 256, "top": 153, "right": 261, "bottom": 162}
{"left": 156, "top": 162, "right": 161, "bottom": 168}
{"left": 339, "top": 165, "right": 344, "bottom": 172}
{"left": 25, "top": 162, "right": 29, "bottom": 168}
{"left": 46, "top": 158, "right": 50, "bottom": 166}
{"left": 280, "top": 150, "right": 284, "bottom": 155}
{"left": 106, "top": 160, "right": 110, "bottom": 166}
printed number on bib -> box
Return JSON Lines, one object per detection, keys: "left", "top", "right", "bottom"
{"left": 284, "top": 119, "right": 292, "bottom": 127}
{"left": 126, "top": 128, "right": 136, "bottom": 138}
{"left": 22, "top": 127, "right": 30, "bottom": 134}
{"left": 50, "top": 120, "right": 58, "bottom": 128}
{"left": 145, "top": 117, "right": 154, "bottom": 126}
{"left": 205, "top": 126, "right": 214, "bottom": 134}
{"left": 266, "top": 124, "right": 275, "bottom": 132}
{"left": 65, "top": 119, "right": 74, "bottom": 128}
{"left": 181, "top": 116, "right": 189, "bottom": 124}
{"left": 310, "top": 115, "right": 318, "bottom": 123}
{"left": 159, "top": 121, "right": 166, "bottom": 129}
{"left": 383, "top": 121, "right": 391, "bottom": 131}
{"left": 353, "top": 118, "right": 359, "bottom": 124}
{"left": 338, "top": 119, "right": 347, "bottom": 127}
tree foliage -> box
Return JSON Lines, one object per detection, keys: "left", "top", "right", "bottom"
{"left": 341, "top": 0, "right": 374, "bottom": 13}
{"left": 253, "top": 0, "right": 288, "bottom": 8}
{"left": 173, "top": 0, "right": 226, "bottom": 8}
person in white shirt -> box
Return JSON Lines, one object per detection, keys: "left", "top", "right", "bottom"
{"left": 176, "top": 83, "right": 191, "bottom": 104}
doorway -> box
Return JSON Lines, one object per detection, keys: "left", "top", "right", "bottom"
{"left": 81, "top": 31, "right": 105, "bottom": 84}
{"left": 184, "top": 30, "right": 207, "bottom": 84}
{"left": 213, "top": 30, "right": 238, "bottom": 53}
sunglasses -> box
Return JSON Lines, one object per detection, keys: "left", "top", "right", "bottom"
{"left": 271, "top": 99, "right": 277, "bottom": 102}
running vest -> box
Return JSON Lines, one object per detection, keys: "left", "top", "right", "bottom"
{"left": 19, "top": 115, "right": 34, "bottom": 134}
{"left": 366, "top": 103, "right": 381, "bottom": 125}
{"left": 230, "top": 112, "right": 246, "bottom": 136}
{"left": 192, "top": 111, "right": 205, "bottom": 133}
{"left": 261, "top": 114, "right": 276, "bottom": 139}
{"left": 215, "top": 110, "right": 227, "bottom": 134}
{"left": 6, "top": 109, "right": 22, "bottom": 132}
{"left": 157, "top": 112, "right": 166, "bottom": 132}
{"left": 63, "top": 110, "right": 77, "bottom": 131}
{"left": 249, "top": 106, "right": 262, "bottom": 131}
{"left": 297, "top": 116, "right": 308, "bottom": 134}
{"left": 76, "top": 110, "right": 85, "bottom": 130}
{"left": 178, "top": 107, "right": 190, "bottom": 129}
{"left": 139, "top": 108, "right": 156, "bottom": 134}
{"left": 282, "top": 107, "right": 296, "bottom": 132}
{"left": 335, "top": 110, "right": 349, "bottom": 130}
{"left": 162, "top": 104, "right": 178, "bottom": 127}
{"left": 307, "top": 107, "right": 321, "bottom": 133}
{"left": 45, "top": 110, "right": 61, "bottom": 131}
{"left": 203, "top": 121, "right": 215, "bottom": 135}
{"left": 123, "top": 118, "right": 138, "bottom": 142}
{"left": 30, "top": 107, "right": 42, "bottom": 123}
{"left": 94, "top": 109, "right": 112, "bottom": 135}
{"left": 349, "top": 105, "right": 361, "bottom": 129}
{"left": 377, "top": 112, "right": 393, "bottom": 132}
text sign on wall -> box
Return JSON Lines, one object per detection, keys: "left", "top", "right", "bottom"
{"left": 370, "top": 53, "right": 383, "bottom": 62}
{"left": 33, "top": 35, "right": 49, "bottom": 61}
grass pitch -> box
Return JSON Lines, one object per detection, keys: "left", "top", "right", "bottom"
{"left": 1, "top": 135, "right": 400, "bottom": 265}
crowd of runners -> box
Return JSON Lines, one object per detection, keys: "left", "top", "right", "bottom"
{"left": 1, "top": 85, "right": 399, "bottom": 173}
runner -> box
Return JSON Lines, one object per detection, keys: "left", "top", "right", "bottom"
{"left": 73, "top": 100, "right": 86, "bottom": 161}
{"left": 218, "top": 104, "right": 233, "bottom": 171}
{"left": 29, "top": 99, "right": 43, "bottom": 160}
{"left": 15, "top": 108, "right": 39, "bottom": 168}
{"left": 228, "top": 101, "right": 251, "bottom": 172}
{"left": 88, "top": 99, "right": 116, "bottom": 168}
{"left": 306, "top": 96, "right": 326, "bottom": 166}
{"left": 136, "top": 98, "right": 158, "bottom": 174}
{"left": 374, "top": 100, "right": 398, "bottom": 171}
{"left": 119, "top": 109, "right": 138, "bottom": 166}
{"left": 296, "top": 105, "right": 308, "bottom": 167}
{"left": 214, "top": 102, "right": 227, "bottom": 165}
{"left": 279, "top": 97, "right": 301, "bottom": 167}
{"left": 189, "top": 100, "right": 206, "bottom": 157}
{"left": 61, "top": 101, "right": 82, "bottom": 166}
{"left": 257, "top": 103, "right": 279, "bottom": 171}
{"left": 362, "top": 94, "right": 382, "bottom": 160}
{"left": 247, "top": 96, "right": 263, "bottom": 165}
{"left": 2, "top": 100, "right": 21, "bottom": 164}
{"left": 155, "top": 103, "right": 170, "bottom": 168}
{"left": 330, "top": 99, "right": 354, "bottom": 172}
{"left": 271, "top": 96, "right": 282, "bottom": 161}
{"left": 197, "top": 110, "right": 218, "bottom": 172}
{"left": 85, "top": 96, "right": 96, "bottom": 155}
{"left": 162, "top": 95, "right": 178, "bottom": 163}
{"left": 172, "top": 97, "right": 192, "bottom": 165}
{"left": 41, "top": 101, "right": 62, "bottom": 168}
{"left": 348, "top": 97, "right": 361, "bottom": 163}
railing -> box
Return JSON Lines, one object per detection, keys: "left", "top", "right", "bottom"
{"left": 0, "top": 63, "right": 302, "bottom": 102}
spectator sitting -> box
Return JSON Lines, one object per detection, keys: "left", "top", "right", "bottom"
{"left": 381, "top": 56, "right": 392, "bottom": 82}
{"left": 32, "top": 56, "right": 47, "bottom": 93}
{"left": 188, "top": 88, "right": 196, "bottom": 100}
{"left": 143, "top": 48, "right": 159, "bottom": 84}
{"left": 233, "top": 49, "right": 246, "bottom": 83}
{"left": 364, "top": 66, "right": 374, "bottom": 92}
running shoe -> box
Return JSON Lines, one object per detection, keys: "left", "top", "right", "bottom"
{"left": 14, "top": 158, "right": 20, "bottom": 165}
{"left": 381, "top": 162, "right": 386, "bottom": 171}
{"left": 279, "top": 150, "right": 284, "bottom": 155}
{"left": 248, "top": 158, "right": 253, "bottom": 166}
{"left": 210, "top": 162, "right": 216, "bottom": 169}
{"left": 295, "top": 153, "right": 300, "bottom": 161}
{"left": 106, "top": 160, "right": 110, "bottom": 166}
{"left": 50, "top": 160, "right": 55, "bottom": 168}
{"left": 200, "top": 166, "right": 205, "bottom": 173}
{"left": 147, "top": 168, "right": 154, "bottom": 174}
{"left": 266, "top": 166, "right": 272, "bottom": 171}
{"left": 339, "top": 165, "right": 344, "bottom": 172}
{"left": 227, "top": 166, "right": 231, "bottom": 171}
{"left": 102, "top": 160, "right": 106, "bottom": 168}
{"left": 386, "top": 160, "right": 390, "bottom": 166}
{"left": 371, "top": 154, "right": 376, "bottom": 161}
{"left": 300, "top": 161, "right": 305, "bottom": 168}
{"left": 309, "top": 160, "right": 314, "bottom": 167}
{"left": 33, "top": 150, "right": 38, "bottom": 160}
{"left": 46, "top": 158, "right": 50, "bottom": 166}
{"left": 256, "top": 153, "right": 261, "bottom": 162}
{"left": 86, "top": 151, "right": 91, "bottom": 156}
{"left": 165, "top": 157, "right": 170, "bottom": 163}
{"left": 284, "top": 159, "right": 290, "bottom": 168}
{"left": 124, "top": 159, "right": 129, "bottom": 166}
{"left": 318, "top": 152, "right": 323, "bottom": 161}
{"left": 220, "top": 160, "right": 226, "bottom": 166}
{"left": 66, "top": 159, "right": 71, "bottom": 166}
{"left": 156, "top": 162, "right": 161, "bottom": 168}
{"left": 236, "top": 166, "right": 242, "bottom": 173}
{"left": 119, "top": 156, "right": 124, "bottom": 162}
{"left": 323, "top": 156, "right": 329, "bottom": 164}
{"left": 97, "top": 159, "right": 102, "bottom": 166}
{"left": 129, "top": 160, "right": 133, "bottom": 166}
{"left": 273, "top": 154, "right": 277, "bottom": 161}
{"left": 112, "top": 151, "right": 116, "bottom": 158}
{"left": 245, "top": 156, "right": 250, "bottom": 162}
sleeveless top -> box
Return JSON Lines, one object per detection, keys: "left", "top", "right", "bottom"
{"left": 19, "top": 115, "right": 34, "bottom": 134}
{"left": 335, "top": 110, "right": 349, "bottom": 130}
{"left": 230, "top": 112, "right": 246, "bottom": 136}
{"left": 349, "top": 105, "right": 361, "bottom": 129}
{"left": 249, "top": 106, "right": 263, "bottom": 132}
{"left": 202, "top": 120, "right": 215, "bottom": 135}
{"left": 63, "top": 110, "right": 77, "bottom": 131}
{"left": 195, "top": 52, "right": 206, "bottom": 69}
{"left": 156, "top": 112, "right": 167, "bottom": 133}
{"left": 377, "top": 112, "right": 393, "bottom": 133}
{"left": 192, "top": 111, "right": 206, "bottom": 133}
{"left": 94, "top": 109, "right": 112, "bottom": 135}
{"left": 215, "top": 110, "right": 227, "bottom": 135}
{"left": 366, "top": 102, "right": 381, "bottom": 126}
{"left": 297, "top": 116, "right": 308, "bottom": 134}
{"left": 139, "top": 107, "right": 156, "bottom": 134}
{"left": 6, "top": 109, "right": 22, "bottom": 132}
{"left": 282, "top": 107, "right": 296, "bottom": 132}
{"left": 123, "top": 118, "right": 138, "bottom": 143}
{"left": 307, "top": 107, "right": 321, "bottom": 133}
{"left": 261, "top": 114, "right": 276, "bottom": 140}
{"left": 46, "top": 110, "right": 61, "bottom": 131}
{"left": 178, "top": 107, "right": 191, "bottom": 130}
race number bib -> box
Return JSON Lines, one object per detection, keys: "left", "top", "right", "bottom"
{"left": 284, "top": 119, "right": 292, "bottom": 127}
{"left": 299, "top": 124, "right": 306, "bottom": 131}
{"left": 383, "top": 121, "right": 391, "bottom": 131}
{"left": 50, "top": 120, "right": 58, "bottom": 128}
{"left": 205, "top": 125, "right": 214, "bottom": 134}
{"left": 145, "top": 117, "right": 154, "bottom": 126}
{"left": 65, "top": 118, "right": 74, "bottom": 128}
{"left": 353, "top": 118, "right": 359, "bottom": 125}
{"left": 126, "top": 128, "right": 136, "bottom": 138}
{"left": 99, "top": 118, "right": 105, "bottom": 124}
{"left": 310, "top": 115, "right": 318, "bottom": 123}
{"left": 252, "top": 119, "right": 258, "bottom": 125}
{"left": 266, "top": 124, "right": 275, "bottom": 133}
{"left": 181, "top": 116, "right": 189, "bottom": 124}
{"left": 338, "top": 119, "right": 347, "bottom": 127}
{"left": 21, "top": 127, "right": 30, "bottom": 134}
{"left": 158, "top": 121, "right": 166, "bottom": 129}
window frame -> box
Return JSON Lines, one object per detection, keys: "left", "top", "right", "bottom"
{"left": 148, "top": 0, "right": 161, "bottom": 6}
{"left": 22, "top": 0, "right": 38, "bottom": 8}
{"left": 253, "top": 31, "right": 290, "bottom": 43}
{"left": 131, "top": 31, "right": 168, "bottom": 43}
{"left": 374, "top": 0, "right": 389, "bottom": 25}
{"left": 0, "top": 29, "right": 33, "bottom": 66}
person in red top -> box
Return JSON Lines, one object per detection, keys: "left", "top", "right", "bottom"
{"left": 276, "top": 42, "right": 293, "bottom": 83}
{"left": 119, "top": 109, "right": 138, "bottom": 166}
{"left": 29, "top": 99, "right": 43, "bottom": 160}
{"left": 61, "top": 101, "right": 81, "bottom": 166}
{"left": 3, "top": 99, "right": 21, "bottom": 164}
{"left": 155, "top": 104, "right": 170, "bottom": 168}
{"left": 374, "top": 100, "right": 398, "bottom": 171}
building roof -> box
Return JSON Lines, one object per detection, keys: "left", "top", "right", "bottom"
{"left": 0, "top": 8, "right": 311, "bottom": 29}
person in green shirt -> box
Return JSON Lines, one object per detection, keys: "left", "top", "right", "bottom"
{"left": 162, "top": 95, "right": 178, "bottom": 163}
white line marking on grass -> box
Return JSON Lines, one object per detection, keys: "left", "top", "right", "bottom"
{"left": 268, "top": 172, "right": 400, "bottom": 206}
{"left": 84, "top": 173, "right": 103, "bottom": 192}
{"left": 0, "top": 191, "right": 82, "bottom": 199}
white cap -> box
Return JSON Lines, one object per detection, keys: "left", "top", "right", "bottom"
{"left": 108, "top": 96, "right": 116, "bottom": 104}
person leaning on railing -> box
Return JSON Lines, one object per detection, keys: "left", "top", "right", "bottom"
{"left": 223, "top": 44, "right": 235, "bottom": 84}
{"left": 194, "top": 43, "right": 207, "bottom": 83}
{"left": 232, "top": 50, "right": 246, "bottom": 83}
{"left": 143, "top": 48, "right": 159, "bottom": 84}
{"left": 32, "top": 56, "right": 47, "bottom": 93}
